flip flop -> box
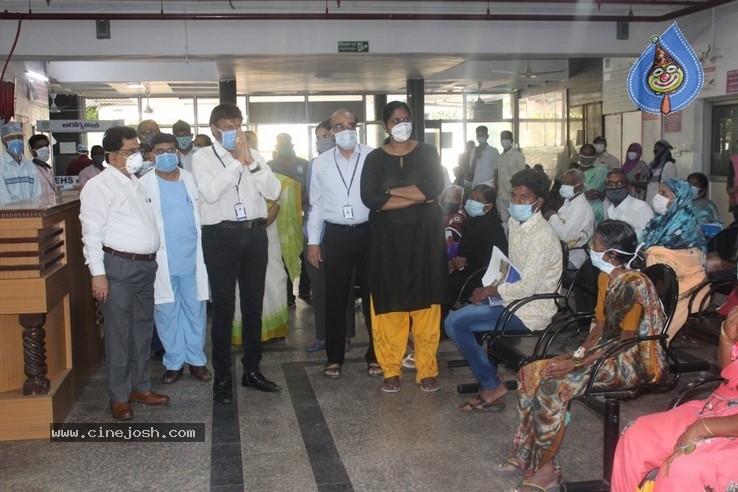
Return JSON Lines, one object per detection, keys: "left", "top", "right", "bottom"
{"left": 367, "top": 363, "right": 384, "bottom": 377}
{"left": 420, "top": 377, "right": 439, "bottom": 392}
{"left": 381, "top": 376, "right": 401, "bottom": 393}
{"left": 514, "top": 480, "right": 560, "bottom": 492}
{"left": 455, "top": 393, "right": 506, "bottom": 412}
{"left": 323, "top": 363, "right": 341, "bottom": 379}
{"left": 492, "top": 458, "right": 524, "bottom": 478}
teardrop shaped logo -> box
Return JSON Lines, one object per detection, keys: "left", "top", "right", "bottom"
{"left": 627, "top": 22, "right": 703, "bottom": 115}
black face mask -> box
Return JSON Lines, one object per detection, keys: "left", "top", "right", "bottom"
{"left": 605, "top": 187, "right": 629, "bottom": 204}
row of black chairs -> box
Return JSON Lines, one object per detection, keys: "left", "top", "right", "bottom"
{"left": 445, "top": 241, "right": 688, "bottom": 491}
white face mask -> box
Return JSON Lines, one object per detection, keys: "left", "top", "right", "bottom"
{"left": 477, "top": 136, "right": 488, "bottom": 145}
{"left": 652, "top": 193, "right": 671, "bottom": 215}
{"left": 559, "top": 184, "right": 576, "bottom": 200}
{"left": 334, "top": 129, "right": 358, "bottom": 150}
{"left": 391, "top": 122, "right": 412, "bottom": 143}
{"left": 627, "top": 151, "right": 638, "bottom": 161}
{"left": 500, "top": 139, "right": 512, "bottom": 151}
{"left": 125, "top": 153, "right": 144, "bottom": 175}
{"left": 594, "top": 143, "right": 605, "bottom": 154}
{"left": 35, "top": 146, "right": 51, "bottom": 162}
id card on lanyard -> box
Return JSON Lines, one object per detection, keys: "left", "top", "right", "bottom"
{"left": 334, "top": 147, "right": 360, "bottom": 221}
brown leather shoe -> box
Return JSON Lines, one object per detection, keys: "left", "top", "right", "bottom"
{"left": 129, "top": 391, "right": 170, "bottom": 405}
{"left": 163, "top": 368, "right": 183, "bottom": 384}
{"left": 110, "top": 400, "right": 133, "bottom": 420}
{"left": 189, "top": 365, "right": 212, "bottom": 381}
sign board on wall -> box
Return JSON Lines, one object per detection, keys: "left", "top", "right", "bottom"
{"left": 36, "top": 120, "right": 124, "bottom": 133}
{"left": 664, "top": 111, "right": 682, "bottom": 133}
{"left": 338, "top": 41, "right": 369, "bottom": 53}
{"left": 727, "top": 70, "right": 738, "bottom": 94}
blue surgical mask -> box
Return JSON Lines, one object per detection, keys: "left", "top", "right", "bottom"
{"left": 176, "top": 135, "right": 192, "bottom": 150}
{"left": 508, "top": 199, "right": 539, "bottom": 222}
{"left": 218, "top": 128, "right": 238, "bottom": 150}
{"left": 7, "top": 139, "right": 24, "bottom": 156}
{"left": 690, "top": 185, "right": 702, "bottom": 198}
{"left": 334, "top": 130, "right": 358, "bottom": 150}
{"left": 155, "top": 153, "right": 179, "bottom": 172}
{"left": 559, "top": 185, "right": 576, "bottom": 200}
{"left": 464, "top": 199, "right": 487, "bottom": 217}
{"left": 589, "top": 250, "right": 616, "bottom": 275}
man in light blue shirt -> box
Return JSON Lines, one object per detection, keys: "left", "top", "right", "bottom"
{"left": 0, "top": 122, "right": 42, "bottom": 205}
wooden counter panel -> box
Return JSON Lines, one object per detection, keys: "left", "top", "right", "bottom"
{"left": 0, "top": 315, "right": 24, "bottom": 392}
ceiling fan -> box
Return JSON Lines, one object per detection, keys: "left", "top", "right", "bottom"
{"left": 518, "top": 62, "right": 565, "bottom": 79}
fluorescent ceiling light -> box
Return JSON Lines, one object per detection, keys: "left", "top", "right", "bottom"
{"left": 127, "top": 82, "right": 144, "bottom": 89}
{"left": 26, "top": 70, "right": 49, "bottom": 82}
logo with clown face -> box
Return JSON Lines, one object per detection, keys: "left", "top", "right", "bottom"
{"left": 628, "top": 23, "right": 702, "bottom": 115}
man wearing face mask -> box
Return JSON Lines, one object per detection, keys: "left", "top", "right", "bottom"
{"left": 445, "top": 168, "right": 562, "bottom": 411}
{"left": 139, "top": 133, "right": 211, "bottom": 386}
{"left": 79, "top": 125, "right": 167, "bottom": 420}
{"left": 593, "top": 136, "right": 620, "bottom": 170}
{"left": 543, "top": 169, "right": 594, "bottom": 269}
{"left": 172, "top": 120, "right": 196, "bottom": 172}
{"left": 192, "top": 103, "right": 282, "bottom": 403}
{"left": 308, "top": 109, "right": 381, "bottom": 380}
{"left": 577, "top": 143, "right": 609, "bottom": 224}
{"left": 495, "top": 130, "right": 526, "bottom": 225}
{"left": 469, "top": 126, "right": 500, "bottom": 188}
{"left": 0, "top": 122, "right": 42, "bottom": 205}
{"left": 603, "top": 169, "right": 653, "bottom": 236}
{"left": 79, "top": 145, "right": 106, "bottom": 187}
{"left": 137, "top": 119, "right": 160, "bottom": 148}
{"left": 304, "top": 120, "right": 357, "bottom": 351}
{"left": 28, "top": 134, "right": 55, "bottom": 195}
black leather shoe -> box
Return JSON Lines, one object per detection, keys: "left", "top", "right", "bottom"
{"left": 242, "top": 372, "right": 281, "bottom": 393}
{"left": 213, "top": 378, "right": 232, "bottom": 404}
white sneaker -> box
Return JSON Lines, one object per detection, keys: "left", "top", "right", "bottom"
{"left": 402, "top": 352, "right": 415, "bottom": 369}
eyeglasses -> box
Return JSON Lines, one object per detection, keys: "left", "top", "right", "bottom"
{"left": 332, "top": 123, "right": 357, "bottom": 133}
{"left": 114, "top": 148, "right": 140, "bottom": 157}
{"left": 153, "top": 147, "right": 177, "bottom": 155}
{"left": 389, "top": 116, "right": 411, "bottom": 126}
{"left": 606, "top": 180, "right": 627, "bottom": 188}
{"left": 139, "top": 129, "right": 158, "bottom": 137}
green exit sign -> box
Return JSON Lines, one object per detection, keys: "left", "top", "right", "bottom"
{"left": 338, "top": 41, "right": 369, "bottom": 53}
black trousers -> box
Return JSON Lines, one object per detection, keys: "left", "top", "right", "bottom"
{"left": 202, "top": 224, "right": 268, "bottom": 380}
{"left": 322, "top": 223, "right": 376, "bottom": 366}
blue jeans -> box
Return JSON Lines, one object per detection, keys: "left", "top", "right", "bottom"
{"left": 444, "top": 303, "right": 529, "bottom": 391}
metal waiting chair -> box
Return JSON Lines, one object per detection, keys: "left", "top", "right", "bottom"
{"left": 561, "top": 263, "right": 681, "bottom": 492}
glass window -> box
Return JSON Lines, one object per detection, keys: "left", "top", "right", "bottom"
{"left": 711, "top": 102, "right": 738, "bottom": 177}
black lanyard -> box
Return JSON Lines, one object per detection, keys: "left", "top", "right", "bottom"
{"left": 333, "top": 147, "right": 361, "bottom": 199}
{"left": 213, "top": 146, "right": 244, "bottom": 197}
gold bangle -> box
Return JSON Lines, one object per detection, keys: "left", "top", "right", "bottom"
{"left": 701, "top": 418, "right": 716, "bottom": 437}
{"left": 721, "top": 322, "right": 738, "bottom": 344}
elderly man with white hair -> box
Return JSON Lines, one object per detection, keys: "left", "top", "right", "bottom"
{"left": 543, "top": 168, "right": 594, "bottom": 269}
{"left": 0, "top": 122, "right": 42, "bottom": 205}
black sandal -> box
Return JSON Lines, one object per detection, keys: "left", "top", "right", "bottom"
{"left": 323, "top": 363, "right": 341, "bottom": 379}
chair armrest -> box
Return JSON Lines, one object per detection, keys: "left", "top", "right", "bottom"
{"left": 668, "top": 375, "right": 724, "bottom": 409}
{"left": 583, "top": 334, "right": 668, "bottom": 396}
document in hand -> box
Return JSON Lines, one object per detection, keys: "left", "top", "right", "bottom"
{"left": 481, "top": 246, "right": 521, "bottom": 306}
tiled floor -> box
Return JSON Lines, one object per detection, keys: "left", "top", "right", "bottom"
{"left": 0, "top": 300, "right": 720, "bottom": 491}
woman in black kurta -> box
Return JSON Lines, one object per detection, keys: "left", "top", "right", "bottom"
{"left": 360, "top": 101, "right": 447, "bottom": 393}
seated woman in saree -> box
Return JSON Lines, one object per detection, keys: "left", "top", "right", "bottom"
{"left": 641, "top": 177, "right": 708, "bottom": 341}
{"left": 611, "top": 305, "right": 738, "bottom": 492}
{"left": 495, "top": 220, "right": 668, "bottom": 492}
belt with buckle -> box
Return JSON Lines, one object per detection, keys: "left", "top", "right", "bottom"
{"left": 103, "top": 246, "right": 157, "bottom": 262}
{"left": 212, "top": 218, "right": 268, "bottom": 229}
{"left": 325, "top": 222, "right": 369, "bottom": 230}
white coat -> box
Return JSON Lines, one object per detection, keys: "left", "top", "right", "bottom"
{"left": 139, "top": 168, "right": 209, "bottom": 304}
